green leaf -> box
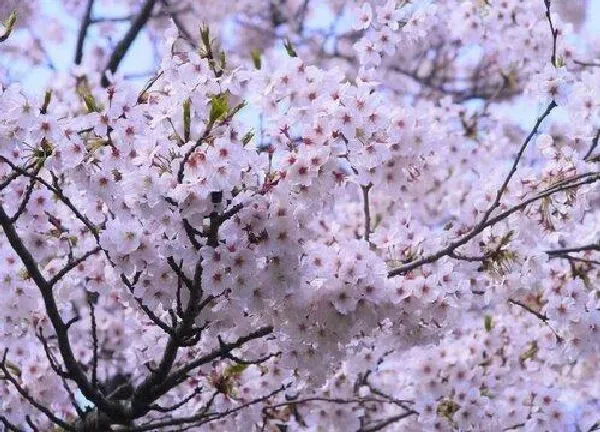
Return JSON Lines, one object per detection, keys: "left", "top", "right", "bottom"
{"left": 200, "top": 24, "right": 210, "bottom": 49}
{"left": 250, "top": 48, "right": 262, "bottom": 70}
{"left": 83, "top": 93, "right": 99, "bottom": 113}
{"left": 284, "top": 39, "right": 297, "bottom": 57}
{"left": 209, "top": 94, "right": 228, "bottom": 124}
{"left": 0, "top": 10, "right": 17, "bottom": 42}
{"left": 484, "top": 315, "right": 492, "bottom": 332}
{"left": 224, "top": 363, "right": 248, "bottom": 377}
{"left": 242, "top": 130, "right": 255, "bottom": 145}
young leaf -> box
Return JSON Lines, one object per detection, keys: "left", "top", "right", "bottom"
{"left": 250, "top": 48, "right": 262, "bottom": 70}
{"left": 209, "top": 94, "right": 228, "bottom": 124}
{"left": 284, "top": 39, "right": 297, "bottom": 57}
{"left": 0, "top": 10, "right": 17, "bottom": 42}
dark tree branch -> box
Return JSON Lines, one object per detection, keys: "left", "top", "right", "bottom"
{"left": 9, "top": 163, "right": 43, "bottom": 223}
{"left": 143, "top": 326, "right": 274, "bottom": 403}
{"left": 130, "top": 259, "right": 206, "bottom": 415}
{"left": 218, "top": 335, "right": 280, "bottom": 365}
{"left": 166, "top": 256, "right": 193, "bottom": 288}
{"left": 0, "top": 160, "right": 37, "bottom": 191}
{"left": 36, "top": 328, "right": 68, "bottom": 378}
{"left": 584, "top": 129, "right": 600, "bottom": 161}
{"left": 74, "top": 0, "right": 95, "bottom": 65}
{"left": 546, "top": 244, "right": 600, "bottom": 256}
{"left": 544, "top": 0, "right": 559, "bottom": 66}
{"left": 508, "top": 298, "right": 548, "bottom": 323}
{"left": 148, "top": 386, "right": 203, "bottom": 413}
{"left": 574, "top": 59, "right": 600, "bottom": 68}
{"left": 128, "top": 385, "right": 286, "bottom": 432}
{"left": 101, "top": 0, "right": 158, "bottom": 87}
{"left": 389, "top": 171, "right": 599, "bottom": 276}
{"left": 88, "top": 298, "right": 99, "bottom": 389}
{"left": 362, "top": 183, "right": 372, "bottom": 243}
{"left": 0, "top": 157, "right": 99, "bottom": 242}
{"left": 25, "top": 416, "right": 40, "bottom": 432}
{"left": 136, "top": 71, "right": 163, "bottom": 104}
{"left": 388, "top": 101, "right": 558, "bottom": 277}
{"left": 478, "top": 100, "right": 556, "bottom": 225}
{"left": 1, "top": 350, "right": 75, "bottom": 431}
{"left": 0, "top": 415, "right": 25, "bottom": 432}
{"left": 161, "top": 0, "right": 197, "bottom": 48}
{"left": 121, "top": 273, "right": 175, "bottom": 335}
{"left": 49, "top": 246, "right": 101, "bottom": 286}
{"left": 216, "top": 202, "right": 244, "bottom": 225}
{"left": 0, "top": 205, "right": 126, "bottom": 420}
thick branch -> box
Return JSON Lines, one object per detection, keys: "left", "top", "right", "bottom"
{"left": 131, "top": 259, "right": 204, "bottom": 414}
{"left": 0, "top": 416, "right": 25, "bottom": 432}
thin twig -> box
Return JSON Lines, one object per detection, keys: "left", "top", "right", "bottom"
{"left": 49, "top": 246, "right": 101, "bottom": 286}
{"left": 584, "top": 129, "right": 600, "bottom": 161}
{"left": 544, "top": 0, "right": 559, "bottom": 67}
{"left": 362, "top": 183, "right": 372, "bottom": 243}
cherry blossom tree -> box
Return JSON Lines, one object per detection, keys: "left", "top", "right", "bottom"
{"left": 1, "top": 0, "right": 599, "bottom": 431}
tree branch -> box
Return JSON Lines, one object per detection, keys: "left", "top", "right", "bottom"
{"left": 544, "top": 0, "right": 559, "bottom": 67}
{"left": 0, "top": 415, "right": 25, "bottom": 432}
{"left": 128, "top": 384, "right": 286, "bottom": 431}
{"left": 142, "top": 326, "right": 274, "bottom": 403}
{"left": 584, "top": 129, "right": 600, "bottom": 161}
{"left": 101, "top": 0, "right": 158, "bottom": 87}
{"left": 0, "top": 204, "right": 126, "bottom": 420}
{"left": 48, "top": 246, "right": 101, "bottom": 286}
{"left": 74, "top": 0, "right": 95, "bottom": 65}
{"left": 362, "top": 183, "right": 372, "bottom": 243}
{"left": 546, "top": 243, "right": 600, "bottom": 256}
{"left": 388, "top": 101, "right": 559, "bottom": 277}
{"left": 389, "top": 171, "right": 599, "bottom": 276}
{"left": 1, "top": 350, "right": 75, "bottom": 431}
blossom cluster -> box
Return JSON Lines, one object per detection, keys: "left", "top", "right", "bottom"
{"left": 0, "top": 0, "right": 599, "bottom": 431}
